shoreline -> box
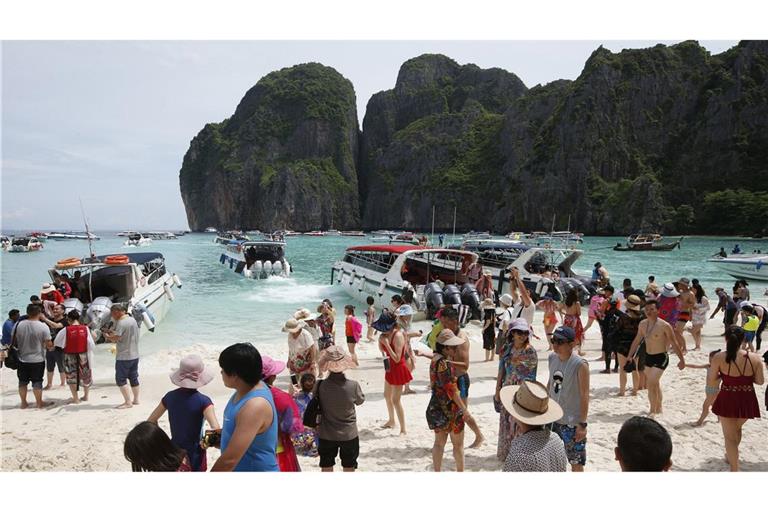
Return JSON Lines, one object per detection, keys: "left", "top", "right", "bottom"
{"left": 2, "top": 304, "right": 766, "bottom": 472}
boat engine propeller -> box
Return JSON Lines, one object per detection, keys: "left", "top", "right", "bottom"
{"left": 84, "top": 296, "right": 113, "bottom": 342}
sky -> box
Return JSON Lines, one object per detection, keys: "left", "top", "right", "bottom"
{"left": 1, "top": 40, "right": 738, "bottom": 231}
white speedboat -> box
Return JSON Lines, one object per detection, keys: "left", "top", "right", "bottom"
{"left": 341, "top": 231, "right": 366, "bottom": 237}
{"left": 49, "top": 252, "right": 181, "bottom": 340}
{"left": 48, "top": 231, "right": 100, "bottom": 241}
{"left": 455, "top": 239, "right": 596, "bottom": 303}
{"left": 145, "top": 231, "right": 177, "bottom": 240}
{"left": 304, "top": 231, "right": 326, "bottom": 236}
{"left": 8, "top": 237, "right": 44, "bottom": 253}
{"left": 1, "top": 236, "right": 11, "bottom": 251}
{"left": 117, "top": 230, "right": 139, "bottom": 237}
{"left": 219, "top": 240, "right": 291, "bottom": 279}
{"left": 214, "top": 231, "right": 249, "bottom": 245}
{"left": 369, "top": 232, "right": 421, "bottom": 245}
{"left": 124, "top": 233, "right": 152, "bottom": 247}
{"left": 708, "top": 254, "right": 768, "bottom": 281}
{"left": 26, "top": 232, "right": 49, "bottom": 240}
{"left": 204, "top": 227, "right": 217, "bottom": 233}
{"left": 331, "top": 244, "right": 483, "bottom": 320}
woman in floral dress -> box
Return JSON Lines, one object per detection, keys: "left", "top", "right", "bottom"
{"left": 493, "top": 317, "right": 538, "bottom": 461}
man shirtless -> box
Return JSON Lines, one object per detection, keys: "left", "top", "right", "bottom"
{"left": 675, "top": 278, "right": 696, "bottom": 353}
{"left": 438, "top": 307, "right": 485, "bottom": 448}
{"left": 627, "top": 300, "right": 685, "bottom": 416}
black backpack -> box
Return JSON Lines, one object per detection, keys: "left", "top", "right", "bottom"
{"left": 302, "top": 379, "right": 323, "bottom": 428}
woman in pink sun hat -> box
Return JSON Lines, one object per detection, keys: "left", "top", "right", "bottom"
{"left": 262, "top": 355, "right": 304, "bottom": 472}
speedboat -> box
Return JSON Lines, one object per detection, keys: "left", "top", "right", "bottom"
{"left": 204, "top": 227, "right": 217, "bottom": 233}
{"left": 219, "top": 240, "right": 291, "bottom": 279}
{"left": 124, "top": 233, "right": 152, "bottom": 247}
{"left": 326, "top": 229, "right": 341, "bottom": 236}
{"left": 462, "top": 231, "right": 491, "bottom": 240}
{"left": 116, "top": 230, "right": 139, "bottom": 237}
{"left": 304, "top": 231, "right": 326, "bottom": 236}
{"left": 369, "top": 232, "right": 420, "bottom": 245}
{"left": 614, "top": 233, "right": 682, "bottom": 251}
{"left": 454, "top": 239, "right": 596, "bottom": 303}
{"left": 341, "top": 231, "right": 366, "bottom": 237}
{"left": 144, "top": 231, "right": 177, "bottom": 240}
{"left": 331, "top": 244, "right": 483, "bottom": 320}
{"left": 707, "top": 254, "right": 768, "bottom": 281}
{"left": 8, "top": 237, "right": 43, "bottom": 253}
{"left": 1, "top": 236, "right": 11, "bottom": 250}
{"left": 48, "top": 231, "right": 100, "bottom": 241}
{"left": 49, "top": 252, "right": 181, "bottom": 340}
{"left": 26, "top": 231, "right": 49, "bottom": 240}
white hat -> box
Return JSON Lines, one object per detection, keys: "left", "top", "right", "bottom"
{"left": 293, "top": 308, "right": 312, "bottom": 321}
{"left": 499, "top": 293, "right": 514, "bottom": 307}
{"left": 661, "top": 283, "right": 680, "bottom": 298}
{"left": 41, "top": 283, "right": 57, "bottom": 295}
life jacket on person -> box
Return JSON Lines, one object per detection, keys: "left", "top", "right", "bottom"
{"left": 63, "top": 324, "right": 89, "bottom": 354}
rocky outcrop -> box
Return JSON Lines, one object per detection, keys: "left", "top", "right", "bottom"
{"left": 179, "top": 63, "right": 360, "bottom": 231}
{"left": 180, "top": 42, "right": 768, "bottom": 235}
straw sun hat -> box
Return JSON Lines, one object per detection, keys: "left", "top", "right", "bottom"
{"left": 499, "top": 380, "right": 563, "bottom": 426}
{"left": 318, "top": 345, "right": 358, "bottom": 373}
{"left": 625, "top": 294, "right": 643, "bottom": 312}
{"left": 436, "top": 329, "right": 466, "bottom": 346}
{"left": 282, "top": 318, "right": 306, "bottom": 333}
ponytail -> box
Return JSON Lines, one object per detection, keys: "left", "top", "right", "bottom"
{"left": 724, "top": 325, "right": 744, "bottom": 364}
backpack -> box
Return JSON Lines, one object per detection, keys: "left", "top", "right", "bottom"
{"left": 302, "top": 380, "right": 323, "bottom": 428}
{"left": 4, "top": 325, "right": 20, "bottom": 370}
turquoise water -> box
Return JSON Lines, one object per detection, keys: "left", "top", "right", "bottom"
{"left": 1, "top": 233, "right": 766, "bottom": 355}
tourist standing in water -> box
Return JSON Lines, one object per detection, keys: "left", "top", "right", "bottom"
{"left": 627, "top": 300, "right": 685, "bottom": 416}
{"left": 709, "top": 326, "right": 764, "bottom": 471}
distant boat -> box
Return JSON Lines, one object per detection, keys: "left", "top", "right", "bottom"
{"left": 204, "top": 227, "right": 217, "bottom": 233}
{"left": 1, "top": 236, "right": 11, "bottom": 251}
{"left": 219, "top": 240, "right": 291, "bottom": 279}
{"left": 8, "top": 237, "right": 43, "bottom": 252}
{"left": 116, "top": 230, "right": 138, "bottom": 237}
{"left": 708, "top": 254, "right": 768, "bottom": 281}
{"left": 47, "top": 231, "right": 100, "bottom": 241}
{"left": 326, "top": 229, "right": 341, "bottom": 236}
{"left": 304, "top": 231, "right": 326, "bottom": 236}
{"left": 124, "top": 233, "right": 152, "bottom": 247}
{"left": 341, "top": 231, "right": 366, "bottom": 237}
{"left": 26, "top": 231, "right": 49, "bottom": 240}
{"left": 613, "top": 234, "right": 682, "bottom": 252}
{"left": 144, "top": 231, "right": 177, "bottom": 240}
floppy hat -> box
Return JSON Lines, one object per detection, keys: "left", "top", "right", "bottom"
{"left": 626, "top": 295, "right": 643, "bottom": 311}
{"left": 41, "top": 283, "right": 57, "bottom": 295}
{"left": 499, "top": 293, "right": 514, "bottom": 307}
{"left": 500, "top": 381, "right": 563, "bottom": 426}
{"left": 661, "top": 283, "right": 680, "bottom": 298}
{"left": 293, "top": 308, "right": 312, "bottom": 321}
{"left": 318, "top": 345, "right": 357, "bottom": 373}
{"left": 552, "top": 326, "right": 576, "bottom": 343}
{"left": 261, "top": 355, "right": 287, "bottom": 378}
{"left": 480, "top": 298, "right": 495, "bottom": 309}
{"left": 170, "top": 354, "right": 214, "bottom": 389}
{"left": 508, "top": 318, "right": 530, "bottom": 333}
{"left": 437, "top": 329, "right": 466, "bottom": 346}
{"left": 371, "top": 311, "right": 396, "bottom": 332}
{"left": 395, "top": 304, "right": 414, "bottom": 316}
{"left": 282, "top": 318, "right": 306, "bottom": 333}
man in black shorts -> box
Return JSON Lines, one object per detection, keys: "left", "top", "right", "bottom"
{"left": 13, "top": 304, "right": 53, "bottom": 409}
{"left": 627, "top": 300, "right": 685, "bottom": 416}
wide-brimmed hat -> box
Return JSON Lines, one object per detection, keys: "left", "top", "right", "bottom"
{"left": 261, "top": 355, "right": 287, "bottom": 378}
{"left": 371, "top": 311, "right": 396, "bottom": 332}
{"left": 499, "top": 293, "right": 514, "bottom": 307}
{"left": 480, "top": 298, "right": 495, "bottom": 309}
{"left": 318, "top": 346, "right": 357, "bottom": 373}
{"left": 293, "top": 308, "right": 312, "bottom": 321}
{"left": 395, "top": 304, "right": 414, "bottom": 317}
{"left": 282, "top": 318, "right": 306, "bottom": 333}
{"left": 625, "top": 295, "right": 643, "bottom": 312}
{"left": 661, "top": 282, "right": 680, "bottom": 298}
{"left": 437, "top": 329, "right": 466, "bottom": 346}
{"left": 170, "top": 355, "right": 214, "bottom": 389}
{"left": 508, "top": 318, "right": 530, "bottom": 333}
{"left": 40, "top": 282, "right": 57, "bottom": 295}
{"left": 500, "top": 381, "right": 563, "bottom": 426}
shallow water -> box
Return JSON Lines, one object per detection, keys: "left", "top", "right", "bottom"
{"left": 1, "top": 233, "right": 766, "bottom": 356}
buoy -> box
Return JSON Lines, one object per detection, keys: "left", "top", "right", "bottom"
{"left": 142, "top": 311, "right": 155, "bottom": 332}
{"left": 377, "top": 281, "right": 387, "bottom": 296}
{"left": 104, "top": 255, "right": 130, "bottom": 265}
{"left": 163, "top": 283, "right": 175, "bottom": 302}
{"left": 263, "top": 260, "right": 273, "bottom": 275}
{"left": 172, "top": 274, "right": 182, "bottom": 288}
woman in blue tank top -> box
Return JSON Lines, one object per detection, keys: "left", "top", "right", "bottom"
{"left": 211, "top": 343, "right": 279, "bottom": 472}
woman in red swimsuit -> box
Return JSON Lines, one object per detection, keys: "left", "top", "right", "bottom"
{"left": 709, "top": 326, "right": 765, "bottom": 471}
{"left": 381, "top": 305, "right": 414, "bottom": 435}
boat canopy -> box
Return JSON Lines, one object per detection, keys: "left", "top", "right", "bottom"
{"left": 347, "top": 245, "right": 419, "bottom": 254}
{"left": 95, "top": 252, "right": 164, "bottom": 265}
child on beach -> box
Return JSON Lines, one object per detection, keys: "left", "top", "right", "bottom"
{"left": 344, "top": 305, "right": 363, "bottom": 364}
{"left": 685, "top": 349, "right": 722, "bottom": 426}
{"left": 584, "top": 290, "right": 604, "bottom": 333}
{"left": 365, "top": 296, "right": 376, "bottom": 342}
{"left": 147, "top": 355, "right": 220, "bottom": 472}
{"left": 536, "top": 293, "right": 559, "bottom": 350}
{"left": 740, "top": 304, "right": 759, "bottom": 351}
{"left": 291, "top": 373, "right": 318, "bottom": 457}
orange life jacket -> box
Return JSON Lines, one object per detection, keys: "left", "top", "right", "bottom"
{"left": 64, "top": 324, "right": 88, "bottom": 354}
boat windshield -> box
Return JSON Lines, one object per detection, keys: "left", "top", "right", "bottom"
{"left": 401, "top": 251, "right": 473, "bottom": 286}
{"left": 343, "top": 250, "right": 401, "bottom": 273}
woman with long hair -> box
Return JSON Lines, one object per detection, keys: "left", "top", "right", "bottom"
{"left": 560, "top": 288, "right": 585, "bottom": 356}
{"left": 124, "top": 421, "right": 190, "bottom": 471}
{"left": 380, "top": 305, "right": 413, "bottom": 434}
{"left": 493, "top": 318, "right": 537, "bottom": 461}
{"left": 690, "top": 283, "right": 710, "bottom": 350}
{"left": 709, "top": 326, "right": 764, "bottom": 471}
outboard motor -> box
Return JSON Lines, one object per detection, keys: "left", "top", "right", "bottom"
{"left": 443, "top": 284, "right": 462, "bottom": 306}
{"left": 424, "top": 282, "right": 445, "bottom": 318}
{"left": 85, "top": 296, "right": 113, "bottom": 342}
{"left": 252, "top": 260, "right": 264, "bottom": 278}
{"left": 273, "top": 260, "right": 283, "bottom": 275}
{"left": 460, "top": 283, "right": 482, "bottom": 319}
{"left": 62, "top": 297, "right": 84, "bottom": 315}
{"left": 263, "top": 260, "right": 273, "bottom": 276}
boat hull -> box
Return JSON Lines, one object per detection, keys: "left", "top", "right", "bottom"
{"left": 613, "top": 242, "right": 680, "bottom": 251}
{"left": 133, "top": 273, "right": 176, "bottom": 337}
{"left": 331, "top": 262, "right": 425, "bottom": 319}
{"left": 707, "top": 257, "right": 768, "bottom": 281}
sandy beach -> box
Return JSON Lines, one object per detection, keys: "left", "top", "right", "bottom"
{"left": 2, "top": 304, "right": 767, "bottom": 472}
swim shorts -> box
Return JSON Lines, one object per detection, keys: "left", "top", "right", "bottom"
{"left": 744, "top": 331, "right": 756, "bottom": 343}
{"left": 64, "top": 353, "right": 92, "bottom": 387}
{"left": 677, "top": 311, "right": 691, "bottom": 324}
{"left": 17, "top": 361, "right": 45, "bottom": 389}
{"left": 346, "top": 335, "right": 357, "bottom": 345}
{"left": 551, "top": 423, "right": 586, "bottom": 466}
{"left": 115, "top": 358, "right": 139, "bottom": 387}
{"left": 456, "top": 373, "right": 470, "bottom": 400}
{"left": 645, "top": 352, "right": 669, "bottom": 370}
{"left": 318, "top": 437, "right": 359, "bottom": 469}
